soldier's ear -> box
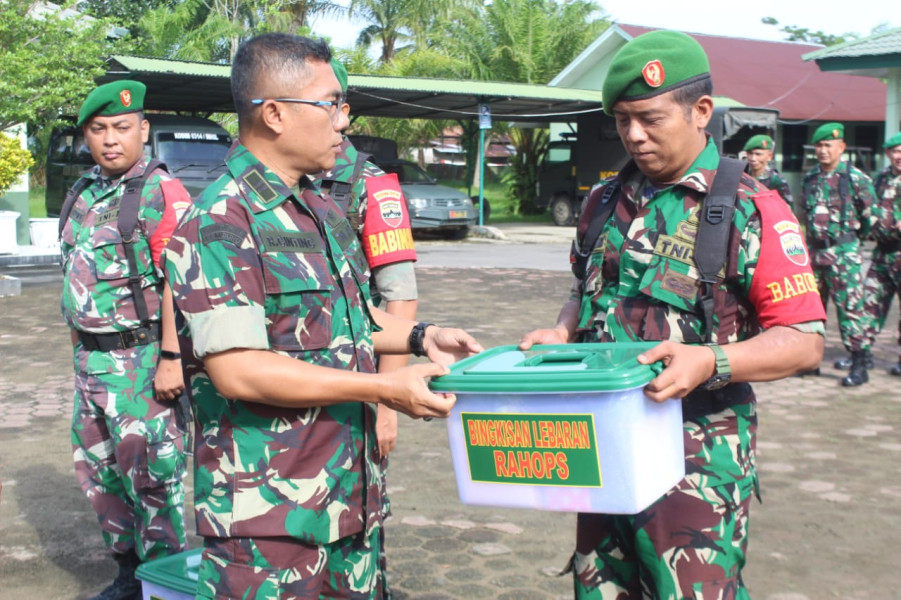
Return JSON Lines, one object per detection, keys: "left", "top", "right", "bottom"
{"left": 256, "top": 99, "right": 288, "bottom": 135}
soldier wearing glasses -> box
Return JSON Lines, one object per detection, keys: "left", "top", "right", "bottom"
{"left": 163, "top": 34, "right": 481, "bottom": 599}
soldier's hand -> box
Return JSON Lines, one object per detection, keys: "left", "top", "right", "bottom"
{"left": 638, "top": 341, "right": 716, "bottom": 402}
{"left": 154, "top": 359, "right": 186, "bottom": 403}
{"left": 376, "top": 404, "right": 398, "bottom": 458}
{"left": 519, "top": 326, "right": 569, "bottom": 350}
{"left": 380, "top": 362, "right": 455, "bottom": 419}
{"left": 422, "top": 327, "right": 483, "bottom": 366}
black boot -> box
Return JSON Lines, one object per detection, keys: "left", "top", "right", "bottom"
{"left": 87, "top": 549, "right": 142, "bottom": 600}
{"left": 891, "top": 361, "right": 901, "bottom": 376}
{"left": 841, "top": 350, "right": 870, "bottom": 387}
{"left": 835, "top": 350, "right": 873, "bottom": 370}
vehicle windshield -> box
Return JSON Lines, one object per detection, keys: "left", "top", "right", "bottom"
{"left": 155, "top": 132, "right": 231, "bottom": 166}
{"left": 381, "top": 162, "right": 436, "bottom": 184}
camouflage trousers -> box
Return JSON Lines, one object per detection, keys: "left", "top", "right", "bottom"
{"left": 573, "top": 388, "right": 757, "bottom": 600}
{"left": 812, "top": 246, "right": 868, "bottom": 352}
{"left": 572, "top": 479, "right": 754, "bottom": 600}
{"left": 71, "top": 341, "right": 188, "bottom": 562}
{"left": 861, "top": 248, "right": 901, "bottom": 349}
{"left": 196, "top": 527, "right": 385, "bottom": 600}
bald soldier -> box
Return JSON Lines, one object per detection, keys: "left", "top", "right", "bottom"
{"left": 59, "top": 81, "right": 192, "bottom": 600}
{"left": 744, "top": 134, "right": 793, "bottom": 206}
{"left": 860, "top": 131, "right": 901, "bottom": 375}
{"left": 801, "top": 122, "right": 877, "bottom": 386}
{"left": 521, "top": 30, "right": 825, "bottom": 598}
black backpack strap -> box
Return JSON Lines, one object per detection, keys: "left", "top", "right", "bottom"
{"left": 571, "top": 181, "right": 620, "bottom": 279}
{"left": 695, "top": 157, "right": 745, "bottom": 344}
{"left": 118, "top": 159, "right": 167, "bottom": 325}
{"left": 58, "top": 177, "right": 92, "bottom": 239}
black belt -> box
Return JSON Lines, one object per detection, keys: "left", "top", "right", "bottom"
{"left": 682, "top": 382, "right": 752, "bottom": 421}
{"left": 807, "top": 232, "right": 857, "bottom": 251}
{"left": 877, "top": 239, "right": 901, "bottom": 253}
{"left": 78, "top": 323, "right": 161, "bottom": 352}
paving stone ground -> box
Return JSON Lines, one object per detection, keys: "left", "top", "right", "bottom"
{"left": 1, "top": 258, "right": 900, "bottom": 599}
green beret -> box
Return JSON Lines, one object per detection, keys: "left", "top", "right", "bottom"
{"left": 602, "top": 30, "right": 711, "bottom": 116}
{"left": 811, "top": 122, "right": 844, "bottom": 144}
{"left": 883, "top": 132, "right": 901, "bottom": 149}
{"left": 77, "top": 81, "right": 146, "bottom": 127}
{"left": 743, "top": 134, "right": 774, "bottom": 152}
{"left": 331, "top": 58, "right": 348, "bottom": 94}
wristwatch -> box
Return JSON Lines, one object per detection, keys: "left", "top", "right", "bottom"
{"left": 408, "top": 322, "right": 435, "bottom": 357}
{"left": 702, "top": 344, "right": 731, "bottom": 390}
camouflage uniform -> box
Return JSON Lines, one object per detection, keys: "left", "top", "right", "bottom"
{"left": 570, "top": 138, "right": 826, "bottom": 599}
{"left": 61, "top": 158, "right": 189, "bottom": 562}
{"left": 313, "top": 137, "right": 418, "bottom": 307}
{"left": 801, "top": 161, "right": 875, "bottom": 353}
{"left": 861, "top": 166, "right": 901, "bottom": 356}
{"left": 751, "top": 165, "right": 793, "bottom": 207}
{"left": 313, "top": 137, "right": 418, "bottom": 596}
{"left": 164, "top": 142, "right": 385, "bottom": 599}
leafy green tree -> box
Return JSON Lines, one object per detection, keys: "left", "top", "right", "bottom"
{"left": 448, "top": 0, "right": 607, "bottom": 214}
{"left": 0, "top": 132, "right": 34, "bottom": 195}
{"left": 0, "top": 0, "right": 121, "bottom": 132}
{"left": 761, "top": 17, "right": 856, "bottom": 45}
{"left": 79, "top": 0, "right": 177, "bottom": 36}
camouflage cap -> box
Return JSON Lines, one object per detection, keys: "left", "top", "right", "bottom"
{"left": 77, "top": 80, "right": 146, "bottom": 127}
{"left": 602, "top": 30, "right": 711, "bottom": 116}
{"left": 811, "top": 122, "right": 844, "bottom": 144}
{"left": 331, "top": 58, "right": 348, "bottom": 94}
{"left": 883, "top": 131, "right": 901, "bottom": 149}
{"left": 743, "top": 134, "right": 775, "bottom": 152}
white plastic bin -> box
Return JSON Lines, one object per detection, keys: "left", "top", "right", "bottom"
{"left": 0, "top": 210, "right": 19, "bottom": 254}
{"left": 29, "top": 217, "right": 60, "bottom": 250}
{"left": 430, "top": 343, "right": 685, "bottom": 514}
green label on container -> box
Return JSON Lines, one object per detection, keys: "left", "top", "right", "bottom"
{"left": 461, "top": 412, "right": 602, "bottom": 487}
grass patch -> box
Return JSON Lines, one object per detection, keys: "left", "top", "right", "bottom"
{"left": 30, "top": 186, "right": 47, "bottom": 218}
{"left": 439, "top": 178, "right": 552, "bottom": 224}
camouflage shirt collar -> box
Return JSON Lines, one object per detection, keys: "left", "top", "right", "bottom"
{"left": 619, "top": 135, "right": 719, "bottom": 198}
{"left": 86, "top": 158, "right": 150, "bottom": 191}
{"left": 225, "top": 142, "right": 320, "bottom": 213}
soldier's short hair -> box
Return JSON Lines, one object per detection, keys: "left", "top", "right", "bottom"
{"left": 232, "top": 33, "right": 332, "bottom": 123}
{"left": 671, "top": 77, "right": 714, "bottom": 120}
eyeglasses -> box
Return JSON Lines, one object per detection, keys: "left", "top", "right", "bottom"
{"left": 250, "top": 96, "right": 346, "bottom": 121}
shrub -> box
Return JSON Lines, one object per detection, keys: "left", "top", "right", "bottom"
{"left": 0, "top": 131, "right": 34, "bottom": 196}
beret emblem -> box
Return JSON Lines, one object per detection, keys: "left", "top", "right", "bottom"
{"left": 642, "top": 60, "right": 665, "bottom": 88}
{"left": 120, "top": 90, "right": 132, "bottom": 108}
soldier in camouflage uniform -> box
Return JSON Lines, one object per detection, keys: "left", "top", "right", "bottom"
{"left": 520, "top": 31, "right": 826, "bottom": 599}
{"left": 312, "top": 58, "right": 421, "bottom": 594}
{"left": 163, "top": 34, "right": 481, "bottom": 600}
{"left": 861, "top": 131, "right": 901, "bottom": 375}
{"left": 743, "top": 134, "right": 793, "bottom": 206}
{"left": 60, "top": 81, "right": 191, "bottom": 600}
{"left": 801, "top": 122, "right": 877, "bottom": 386}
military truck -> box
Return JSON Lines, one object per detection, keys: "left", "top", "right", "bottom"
{"left": 45, "top": 114, "right": 232, "bottom": 216}
{"left": 536, "top": 106, "right": 780, "bottom": 225}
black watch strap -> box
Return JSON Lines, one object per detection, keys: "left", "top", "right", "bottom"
{"left": 159, "top": 349, "right": 181, "bottom": 360}
{"left": 409, "top": 322, "right": 435, "bottom": 357}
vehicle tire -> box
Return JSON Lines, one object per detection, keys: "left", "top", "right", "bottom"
{"left": 471, "top": 196, "right": 491, "bottom": 223}
{"left": 550, "top": 195, "right": 574, "bottom": 226}
{"left": 443, "top": 226, "right": 470, "bottom": 241}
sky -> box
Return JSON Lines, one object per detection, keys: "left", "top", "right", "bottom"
{"left": 309, "top": 0, "right": 895, "bottom": 51}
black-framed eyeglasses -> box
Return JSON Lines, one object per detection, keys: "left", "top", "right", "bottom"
{"left": 250, "top": 96, "right": 346, "bottom": 121}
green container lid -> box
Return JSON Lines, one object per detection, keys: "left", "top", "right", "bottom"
{"left": 429, "top": 342, "right": 663, "bottom": 393}
{"left": 135, "top": 548, "right": 202, "bottom": 594}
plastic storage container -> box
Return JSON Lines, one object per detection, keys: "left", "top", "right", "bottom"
{"left": 136, "top": 548, "right": 202, "bottom": 600}
{"left": 29, "top": 217, "right": 60, "bottom": 250}
{"left": 430, "top": 343, "right": 685, "bottom": 514}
